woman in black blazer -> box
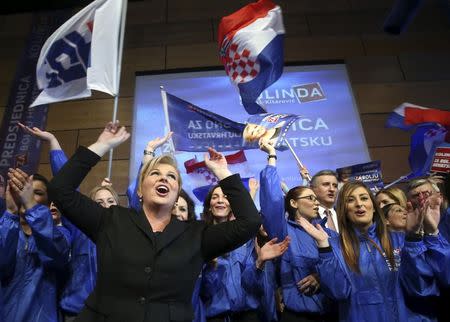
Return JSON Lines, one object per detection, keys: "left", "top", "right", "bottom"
{"left": 48, "top": 122, "right": 261, "bottom": 322}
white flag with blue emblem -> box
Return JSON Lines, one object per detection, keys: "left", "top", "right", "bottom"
{"left": 31, "top": 0, "right": 123, "bottom": 107}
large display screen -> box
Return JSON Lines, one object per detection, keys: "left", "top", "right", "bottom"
{"left": 131, "top": 64, "right": 370, "bottom": 208}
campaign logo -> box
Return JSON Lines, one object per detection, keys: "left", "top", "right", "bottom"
{"left": 42, "top": 22, "right": 92, "bottom": 88}
{"left": 292, "top": 82, "right": 326, "bottom": 104}
{"left": 263, "top": 113, "right": 289, "bottom": 123}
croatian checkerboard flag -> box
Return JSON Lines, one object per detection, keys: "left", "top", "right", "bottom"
{"left": 409, "top": 124, "right": 448, "bottom": 177}
{"left": 386, "top": 102, "right": 450, "bottom": 130}
{"left": 218, "top": 0, "right": 285, "bottom": 115}
{"left": 30, "top": 0, "right": 123, "bottom": 107}
{"left": 184, "top": 150, "right": 254, "bottom": 203}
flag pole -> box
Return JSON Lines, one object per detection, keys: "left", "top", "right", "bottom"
{"left": 160, "top": 86, "right": 175, "bottom": 153}
{"left": 283, "top": 137, "right": 312, "bottom": 181}
{"left": 107, "top": 0, "right": 128, "bottom": 179}
{"left": 384, "top": 173, "right": 411, "bottom": 189}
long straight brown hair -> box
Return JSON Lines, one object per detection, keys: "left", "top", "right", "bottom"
{"left": 336, "top": 181, "right": 395, "bottom": 273}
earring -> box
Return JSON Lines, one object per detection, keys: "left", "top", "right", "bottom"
{"left": 139, "top": 196, "right": 143, "bottom": 203}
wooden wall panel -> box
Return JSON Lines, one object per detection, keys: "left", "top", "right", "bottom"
{"left": 399, "top": 52, "right": 450, "bottom": 81}
{"left": 362, "top": 31, "right": 450, "bottom": 56}
{"left": 369, "top": 146, "right": 410, "bottom": 182}
{"left": 78, "top": 127, "right": 131, "bottom": 161}
{"left": 307, "top": 11, "right": 385, "bottom": 35}
{"left": 125, "top": 20, "right": 213, "bottom": 48}
{"left": 348, "top": 0, "right": 392, "bottom": 10}
{"left": 37, "top": 159, "right": 130, "bottom": 196}
{"left": 46, "top": 98, "right": 134, "bottom": 131}
{"left": 285, "top": 35, "right": 364, "bottom": 61}
{"left": 166, "top": 42, "right": 219, "bottom": 69}
{"left": 125, "top": 0, "right": 166, "bottom": 25}
{"left": 354, "top": 81, "right": 450, "bottom": 113}
{"left": 278, "top": 0, "right": 351, "bottom": 14}
{"left": 346, "top": 55, "right": 404, "bottom": 83}
{"left": 360, "top": 114, "right": 410, "bottom": 147}
{"left": 38, "top": 130, "right": 79, "bottom": 164}
{"left": 168, "top": 0, "right": 248, "bottom": 22}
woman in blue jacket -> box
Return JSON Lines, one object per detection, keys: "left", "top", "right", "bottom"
{"left": 0, "top": 183, "right": 20, "bottom": 319}
{"left": 19, "top": 122, "right": 99, "bottom": 321}
{"left": 2, "top": 169, "right": 71, "bottom": 322}
{"left": 300, "top": 180, "right": 442, "bottom": 322}
{"left": 258, "top": 140, "right": 336, "bottom": 322}
{"left": 200, "top": 182, "right": 289, "bottom": 322}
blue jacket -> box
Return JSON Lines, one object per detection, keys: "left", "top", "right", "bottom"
{"left": 0, "top": 211, "right": 20, "bottom": 319}
{"left": 50, "top": 149, "right": 98, "bottom": 314}
{"left": 200, "top": 240, "right": 260, "bottom": 317}
{"left": 260, "top": 165, "right": 332, "bottom": 315}
{"left": 243, "top": 256, "right": 278, "bottom": 322}
{"left": 192, "top": 274, "right": 205, "bottom": 322}
{"left": 438, "top": 207, "right": 450, "bottom": 243}
{"left": 423, "top": 234, "right": 450, "bottom": 288}
{"left": 317, "top": 225, "right": 437, "bottom": 322}
{"left": 2, "top": 204, "right": 71, "bottom": 322}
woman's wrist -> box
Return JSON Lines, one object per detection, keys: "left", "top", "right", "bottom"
{"left": 214, "top": 169, "right": 233, "bottom": 181}
{"left": 88, "top": 141, "right": 111, "bottom": 157}
{"left": 317, "top": 239, "right": 330, "bottom": 248}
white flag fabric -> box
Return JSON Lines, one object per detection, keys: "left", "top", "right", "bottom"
{"left": 31, "top": 0, "right": 123, "bottom": 107}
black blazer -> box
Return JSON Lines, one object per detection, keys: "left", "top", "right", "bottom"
{"left": 48, "top": 147, "right": 261, "bottom": 322}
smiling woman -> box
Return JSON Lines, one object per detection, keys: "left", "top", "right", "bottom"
{"left": 300, "top": 180, "right": 446, "bottom": 322}
{"left": 47, "top": 121, "right": 261, "bottom": 322}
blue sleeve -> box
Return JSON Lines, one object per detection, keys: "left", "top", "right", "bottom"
{"left": 424, "top": 234, "right": 450, "bottom": 287}
{"left": 200, "top": 263, "right": 226, "bottom": 300}
{"left": 50, "top": 149, "right": 69, "bottom": 176}
{"left": 0, "top": 211, "right": 20, "bottom": 277}
{"left": 399, "top": 239, "right": 440, "bottom": 297}
{"left": 24, "top": 204, "right": 72, "bottom": 269}
{"left": 316, "top": 246, "right": 352, "bottom": 301}
{"left": 0, "top": 198, "right": 5, "bottom": 216}
{"left": 438, "top": 208, "right": 450, "bottom": 243}
{"left": 127, "top": 163, "right": 142, "bottom": 211}
{"left": 241, "top": 245, "right": 265, "bottom": 297}
{"left": 259, "top": 165, "right": 287, "bottom": 240}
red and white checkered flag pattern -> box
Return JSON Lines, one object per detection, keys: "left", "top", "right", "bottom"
{"left": 224, "top": 43, "right": 260, "bottom": 84}
{"left": 195, "top": 168, "right": 218, "bottom": 185}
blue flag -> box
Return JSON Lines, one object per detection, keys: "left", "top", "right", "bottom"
{"left": 165, "top": 91, "right": 299, "bottom": 152}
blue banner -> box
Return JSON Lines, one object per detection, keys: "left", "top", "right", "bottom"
{"left": 167, "top": 92, "right": 244, "bottom": 152}
{"left": 0, "top": 12, "right": 69, "bottom": 197}
{"left": 167, "top": 92, "right": 299, "bottom": 152}
{"left": 336, "top": 160, "right": 384, "bottom": 193}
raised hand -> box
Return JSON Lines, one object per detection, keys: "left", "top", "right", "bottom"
{"left": 299, "top": 165, "right": 311, "bottom": 182}
{"left": 146, "top": 132, "right": 173, "bottom": 153}
{"left": 298, "top": 217, "right": 330, "bottom": 247}
{"left": 89, "top": 121, "right": 131, "bottom": 157}
{"left": 257, "top": 236, "right": 290, "bottom": 260}
{"left": 18, "top": 122, "right": 61, "bottom": 150}
{"left": 8, "top": 168, "right": 36, "bottom": 211}
{"left": 248, "top": 178, "right": 260, "bottom": 200}
{"left": 259, "top": 138, "right": 276, "bottom": 155}
{"left": 405, "top": 201, "right": 424, "bottom": 234}
{"left": 101, "top": 178, "right": 113, "bottom": 187}
{"left": 204, "top": 147, "right": 231, "bottom": 180}
{"left": 297, "top": 273, "right": 320, "bottom": 295}
{"left": 143, "top": 132, "right": 173, "bottom": 163}
{"left": 5, "top": 182, "right": 20, "bottom": 215}
{"left": 422, "top": 192, "right": 442, "bottom": 234}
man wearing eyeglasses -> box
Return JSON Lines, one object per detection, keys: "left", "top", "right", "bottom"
{"left": 310, "top": 170, "right": 339, "bottom": 233}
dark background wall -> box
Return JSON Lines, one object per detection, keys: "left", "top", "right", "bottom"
{"left": 1, "top": 0, "right": 449, "bottom": 203}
